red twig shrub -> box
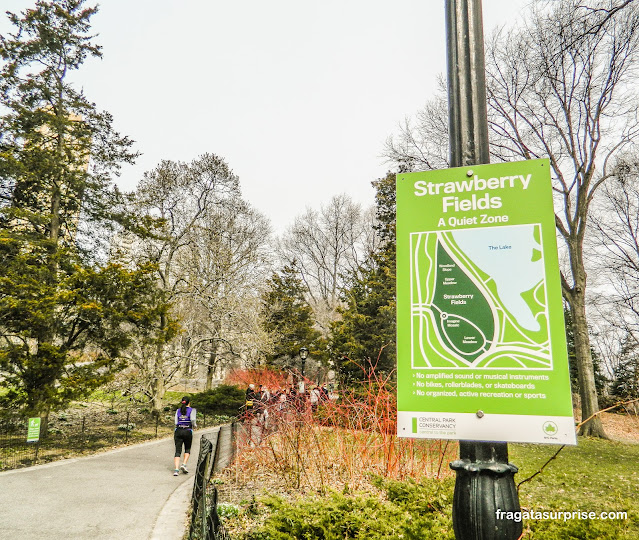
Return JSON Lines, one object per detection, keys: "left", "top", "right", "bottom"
{"left": 225, "top": 358, "right": 457, "bottom": 495}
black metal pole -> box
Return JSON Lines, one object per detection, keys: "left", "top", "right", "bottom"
{"left": 445, "top": 1, "right": 522, "bottom": 539}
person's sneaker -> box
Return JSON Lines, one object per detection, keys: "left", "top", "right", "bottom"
{"left": 173, "top": 469, "right": 179, "bottom": 476}
{"left": 180, "top": 464, "right": 188, "bottom": 474}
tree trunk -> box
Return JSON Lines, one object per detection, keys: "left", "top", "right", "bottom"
{"left": 37, "top": 406, "right": 51, "bottom": 440}
{"left": 206, "top": 340, "right": 225, "bottom": 390}
{"left": 150, "top": 312, "right": 168, "bottom": 414}
{"left": 151, "top": 373, "right": 165, "bottom": 414}
{"left": 569, "top": 292, "right": 607, "bottom": 438}
{"left": 206, "top": 323, "right": 223, "bottom": 390}
{"left": 206, "top": 350, "right": 216, "bottom": 391}
{"left": 151, "top": 336, "right": 165, "bottom": 414}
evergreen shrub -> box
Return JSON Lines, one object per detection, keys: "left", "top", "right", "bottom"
{"left": 244, "top": 477, "right": 456, "bottom": 540}
{"left": 190, "top": 385, "right": 245, "bottom": 418}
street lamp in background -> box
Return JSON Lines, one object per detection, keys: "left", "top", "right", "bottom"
{"left": 299, "top": 347, "right": 308, "bottom": 376}
{"left": 299, "top": 347, "right": 309, "bottom": 394}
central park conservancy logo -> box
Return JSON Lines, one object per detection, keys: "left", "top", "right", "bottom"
{"left": 543, "top": 421, "right": 558, "bottom": 437}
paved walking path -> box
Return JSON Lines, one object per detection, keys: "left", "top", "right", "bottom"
{"left": 0, "top": 428, "right": 219, "bottom": 540}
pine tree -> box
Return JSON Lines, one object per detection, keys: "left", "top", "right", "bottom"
{"left": 329, "top": 172, "right": 397, "bottom": 381}
{"left": 564, "top": 308, "right": 607, "bottom": 398}
{"left": 261, "top": 264, "right": 321, "bottom": 366}
{"left": 0, "top": 1, "right": 165, "bottom": 430}
{"left": 611, "top": 336, "right": 639, "bottom": 401}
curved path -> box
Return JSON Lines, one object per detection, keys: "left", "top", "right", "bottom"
{"left": 0, "top": 428, "right": 219, "bottom": 539}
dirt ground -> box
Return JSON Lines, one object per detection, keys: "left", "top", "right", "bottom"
{"left": 597, "top": 411, "right": 639, "bottom": 443}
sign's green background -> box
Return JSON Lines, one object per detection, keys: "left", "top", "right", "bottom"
{"left": 27, "top": 417, "right": 41, "bottom": 442}
{"left": 396, "top": 159, "right": 573, "bottom": 418}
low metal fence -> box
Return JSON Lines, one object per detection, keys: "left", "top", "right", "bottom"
{"left": 0, "top": 407, "right": 231, "bottom": 471}
{"left": 0, "top": 410, "right": 172, "bottom": 470}
{"left": 188, "top": 423, "right": 239, "bottom": 540}
{"left": 0, "top": 409, "right": 228, "bottom": 471}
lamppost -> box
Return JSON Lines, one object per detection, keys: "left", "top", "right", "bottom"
{"left": 445, "top": 1, "right": 521, "bottom": 539}
{"left": 297, "top": 347, "right": 309, "bottom": 394}
{"left": 299, "top": 347, "right": 308, "bottom": 377}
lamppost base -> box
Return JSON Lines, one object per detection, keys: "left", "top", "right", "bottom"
{"left": 450, "top": 442, "right": 522, "bottom": 540}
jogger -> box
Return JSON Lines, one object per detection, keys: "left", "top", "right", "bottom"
{"left": 173, "top": 396, "right": 197, "bottom": 475}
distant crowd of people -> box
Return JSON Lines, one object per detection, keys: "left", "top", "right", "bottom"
{"left": 241, "top": 382, "right": 332, "bottom": 429}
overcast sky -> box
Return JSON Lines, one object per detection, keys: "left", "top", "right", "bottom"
{"left": 1, "top": 0, "right": 529, "bottom": 234}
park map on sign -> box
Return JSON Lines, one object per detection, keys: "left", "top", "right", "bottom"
{"left": 410, "top": 223, "right": 552, "bottom": 370}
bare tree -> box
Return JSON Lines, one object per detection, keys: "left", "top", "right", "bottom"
{"left": 277, "top": 194, "right": 373, "bottom": 333}
{"left": 383, "top": 0, "right": 639, "bottom": 437}
{"left": 591, "top": 158, "right": 639, "bottom": 381}
{"left": 123, "top": 154, "right": 271, "bottom": 410}
{"left": 180, "top": 200, "right": 272, "bottom": 388}
{"left": 486, "top": 0, "right": 639, "bottom": 437}
{"left": 360, "top": 205, "right": 383, "bottom": 262}
{"left": 383, "top": 76, "right": 450, "bottom": 172}
{"left": 593, "top": 159, "right": 639, "bottom": 305}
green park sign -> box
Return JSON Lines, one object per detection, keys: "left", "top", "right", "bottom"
{"left": 27, "top": 417, "right": 41, "bottom": 443}
{"left": 396, "top": 159, "right": 576, "bottom": 445}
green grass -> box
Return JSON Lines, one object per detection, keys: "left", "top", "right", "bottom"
{"left": 85, "top": 389, "right": 186, "bottom": 409}
{"left": 510, "top": 438, "right": 638, "bottom": 538}
{"left": 164, "top": 390, "right": 186, "bottom": 403}
{"left": 226, "top": 437, "right": 638, "bottom": 539}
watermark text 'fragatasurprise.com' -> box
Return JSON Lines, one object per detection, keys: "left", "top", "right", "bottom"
{"left": 496, "top": 509, "right": 628, "bottom": 523}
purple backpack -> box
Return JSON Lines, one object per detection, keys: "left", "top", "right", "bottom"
{"left": 176, "top": 406, "right": 193, "bottom": 428}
